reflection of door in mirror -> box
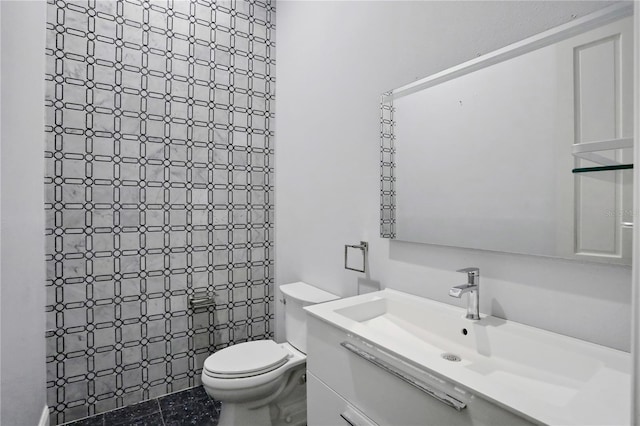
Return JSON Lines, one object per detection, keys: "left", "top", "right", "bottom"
{"left": 380, "top": 9, "right": 633, "bottom": 265}
{"left": 561, "top": 17, "right": 633, "bottom": 264}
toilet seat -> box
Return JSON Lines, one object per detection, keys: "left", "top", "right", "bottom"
{"left": 203, "top": 340, "right": 291, "bottom": 379}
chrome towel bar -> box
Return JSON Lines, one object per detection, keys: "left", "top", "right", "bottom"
{"left": 340, "top": 341, "right": 467, "bottom": 411}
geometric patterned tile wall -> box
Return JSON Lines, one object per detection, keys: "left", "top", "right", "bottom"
{"left": 380, "top": 92, "right": 395, "bottom": 238}
{"left": 44, "top": 1, "right": 275, "bottom": 423}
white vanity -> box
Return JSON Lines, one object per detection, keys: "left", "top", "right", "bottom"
{"left": 304, "top": 289, "right": 630, "bottom": 426}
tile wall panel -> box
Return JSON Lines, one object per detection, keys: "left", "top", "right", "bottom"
{"left": 380, "top": 92, "right": 395, "bottom": 238}
{"left": 44, "top": 0, "right": 275, "bottom": 423}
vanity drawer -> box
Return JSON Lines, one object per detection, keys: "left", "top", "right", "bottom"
{"left": 307, "top": 316, "right": 537, "bottom": 426}
{"left": 307, "top": 372, "right": 377, "bottom": 426}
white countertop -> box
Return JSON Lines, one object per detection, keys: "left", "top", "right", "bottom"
{"left": 305, "top": 289, "right": 631, "bottom": 426}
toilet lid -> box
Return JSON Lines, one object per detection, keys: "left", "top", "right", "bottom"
{"left": 204, "top": 340, "right": 290, "bottom": 377}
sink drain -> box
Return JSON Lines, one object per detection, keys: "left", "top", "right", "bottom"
{"left": 441, "top": 353, "right": 461, "bottom": 362}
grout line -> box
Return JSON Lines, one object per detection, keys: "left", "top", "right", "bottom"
{"left": 156, "top": 397, "right": 166, "bottom": 426}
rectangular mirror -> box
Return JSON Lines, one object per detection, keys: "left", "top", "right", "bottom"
{"left": 380, "top": 4, "right": 633, "bottom": 265}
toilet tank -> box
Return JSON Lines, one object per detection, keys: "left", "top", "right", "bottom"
{"left": 280, "top": 282, "right": 339, "bottom": 353}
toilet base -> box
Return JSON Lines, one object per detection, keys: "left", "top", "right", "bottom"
{"left": 218, "top": 401, "right": 271, "bottom": 426}
{"left": 215, "top": 366, "right": 307, "bottom": 426}
{"left": 217, "top": 393, "right": 307, "bottom": 426}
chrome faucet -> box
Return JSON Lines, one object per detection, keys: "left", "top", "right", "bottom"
{"left": 449, "top": 267, "right": 480, "bottom": 320}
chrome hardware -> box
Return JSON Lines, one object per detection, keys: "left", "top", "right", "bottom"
{"left": 339, "top": 411, "right": 378, "bottom": 426}
{"left": 340, "top": 341, "right": 467, "bottom": 411}
{"left": 345, "top": 241, "right": 368, "bottom": 273}
{"left": 622, "top": 222, "right": 634, "bottom": 228}
{"left": 441, "top": 353, "right": 462, "bottom": 362}
{"left": 456, "top": 266, "right": 479, "bottom": 280}
{"left": 450, "top": 267, "right": 480, "bottom": 320}
{"left": 340, "top": 414, "right": 356, "bottom": 426}
{"left": 188, "top": 291, "right": 217, "bottom": 309}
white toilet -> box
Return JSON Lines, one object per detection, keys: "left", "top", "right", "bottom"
{"left": 201, "top": 282, "right": 338, "bottom": 426}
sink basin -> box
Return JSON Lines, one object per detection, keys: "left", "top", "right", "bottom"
{"left": 305, "top": 289, "right": 631, "bottom": 425}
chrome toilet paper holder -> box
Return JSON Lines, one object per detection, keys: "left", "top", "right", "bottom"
{"left": 344, "top": 241, "right": 368, "bottom": 273}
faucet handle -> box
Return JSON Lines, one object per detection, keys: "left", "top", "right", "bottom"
{"left": 456, "top": 267, "right": 479, "bottom": 275}
{"left": 457, "top": 267, "right": 479, "bottom": 285}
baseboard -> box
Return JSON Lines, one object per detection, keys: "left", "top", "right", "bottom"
{"left": 38, "top": 405, "right": 49, "bottom": 426}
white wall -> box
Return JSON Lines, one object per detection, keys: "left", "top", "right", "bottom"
{"left": 0, "top": 1, "right": 48, "bottom": 425}
{"left": 275, "top": 1, "right": 633, "bottom": 352}
{"left": 631, "top": 2, "right": 640, "bottom": 422}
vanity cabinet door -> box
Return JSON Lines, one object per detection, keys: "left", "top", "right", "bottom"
{"left": 307, "top": 372, "right": 377, "bottom": 426}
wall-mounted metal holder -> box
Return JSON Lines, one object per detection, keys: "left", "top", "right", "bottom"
{"left": 188, "top": 291, "right": 217, "bottom": 309}
{"left": 341, "top": 341, "right": 467, "bottom": 411}
{"left": 345, "top": 241, "right": 368, "bottom": 273}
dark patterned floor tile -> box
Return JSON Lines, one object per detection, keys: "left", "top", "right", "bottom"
{"left": 64, "top": 413, "right": 105, "bottom": 426}
{"left": 160, "top": 398, "right": 218, "bottom": 426}
{"left": 162, "top": 413, "right": 217, "bottom": 426}
{"left": 158, "top": 386, "right": 210, "bottom": 412}
{"left": 104, "top": 400, "right": 161, "bottom": 425}
{"left": 122, "top": 412, "right": 165, "bottom": 426}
